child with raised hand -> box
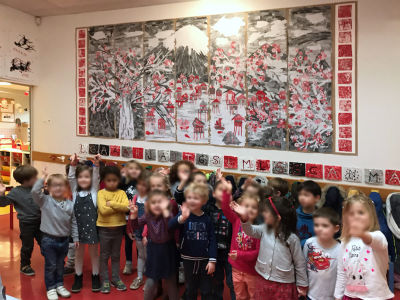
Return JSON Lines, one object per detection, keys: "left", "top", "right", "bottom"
{"left": 119, "top": 160, "right": 144, "bottom": 275}
{"left": 68, "top": 153, "right": 101, "bottom": 293}
{"left": 334, "top": 194, "right": 394, "bottom": 300}
{"left": 97, "top": 165, "right": 130, "bottom": 294}
{"left": 129, "top": 190, "right": 179, "bottom": 300}
{"left": 32, "top": 168, "right": 77, "bottom": 300}
{"left": 231, "top": 195, "right": 308, "bottom": 300}
{"left": 221, "top": 179, "right": 260, "bottom": 300}
{"left": 170, "top": 160, "right": 195, "bottom": 204}
{"left": 169, "top": 183, "right": 217, "bottom": 300}
{"left": 303, "top": 207, "right": 341, "bottom": 300}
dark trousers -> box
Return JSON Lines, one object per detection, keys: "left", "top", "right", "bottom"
{"left": 98, "top": 226, "right": 123, "bottom": 282}
{"left": 123, "top": 225, "right": 133, "bottom": 262}
{"left": 183, "top": 259, "right": 212, "bottom": 300}
{"left": 40, "top": 234, "right": 69, "bottom": 290}
{"left": 19, "top": 221, "right": 42, "bottom": 268}
{"left": 212, "top": 251, "right": 236, "bottom": 300}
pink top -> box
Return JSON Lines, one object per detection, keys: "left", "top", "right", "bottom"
{"left": 221, "top": 191, "right": 260, "bottom": 276}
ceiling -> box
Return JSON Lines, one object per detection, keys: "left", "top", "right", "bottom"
{"left": 0, "top": 0, "right": 194, "bottom": 17}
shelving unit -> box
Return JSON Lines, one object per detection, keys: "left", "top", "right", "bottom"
{"left": 0, "top": 148, "right": 30, "bottom": 186}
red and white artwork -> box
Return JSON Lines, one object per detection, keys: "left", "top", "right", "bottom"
{"left": 385, "top": 170, "right": 400, "bottom": 186}
{"left": 240, "top": 158, "right": 255, "bottom": 171}
{"left": 76, "top": 28, "right": 88, "bottom": 136}
{"left": 305, "top": 163, "right": 323, "bottom": 179}
{"left": 335, "top": 3, "right": 356, "bottom": 153}
{"left": 224, "top": 156, "right": 238, "bottom": 169}
{"left": 256, "top": 159, "right": 270, "bottom": 172}
{"left": 324, "top": 165, "right": 342, "bottom": 181}
{"left": 182, "top": 152, "right": 195, "bottom": 163}
{"left": 109, "top": 145, "right": 121, "bottom": 157}
{"left": 132, "top": 147, "right": 144, "bottom": 159}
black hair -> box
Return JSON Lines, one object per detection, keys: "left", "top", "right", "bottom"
{"left": 100, "top": 165, "right": 121, "bottom": 181}
{"left": 313, "top": 207, "right": 341, "bottom": 226}
{"left": 169, "top": 160, "right": 195, "bottom": 184}
{"left": 298, "top": 180, "right": 321, "bottom": 197}
{"left": 13, "top": 165, "right": 38, "bottom": 184}
{"left": 189, "top": 171, "right": 206, "bottom": 183}
{"left": 75, "top": 165, "right": 93, "bottom": 191}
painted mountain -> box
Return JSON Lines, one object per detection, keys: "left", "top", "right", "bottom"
{"left": 175, "top": 17, "right": 209, "bottom": 143}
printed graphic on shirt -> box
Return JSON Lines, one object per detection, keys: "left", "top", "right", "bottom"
{"left": 125, "top": 185, "right": 137, "bottom": 200}
{"left": 298, "top": 224, "right": 312, "bottom": 242}
{"left": 236, "top": 225, "right": 254, "bottom": 251}
{"left": 343, "top": 245, "right": 373, "bottom": 294}
{"left": 210, "top": 212, "right": 231, "bottom": 249}
{"left": 186, "top": 221, "right": 208, "bottom": 241}
{"left": 306, "top": 243, "right": 333, "bottom": 272}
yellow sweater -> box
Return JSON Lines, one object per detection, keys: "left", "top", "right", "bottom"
{"left": 97, "top": 189, "right": 130, "bottom": 227}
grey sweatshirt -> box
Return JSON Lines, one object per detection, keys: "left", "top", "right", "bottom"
{"left": 32, "top": 178, "right": 77, "bottom": 238}
{"left": 0, "top": 186, "right": 41, "bottom": 223}
{"left": 242, "top": 221, "right": 308, "bottom": 287}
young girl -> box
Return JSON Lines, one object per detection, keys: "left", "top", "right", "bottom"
{"left": 221, "top": 180, "right": 260, "bottom": 300}
{"left": 97, "top": 165, "right": 130, "bottom": 294}
{"left": 129, "top": 190, "right": 179, "bottom": 300}
{"left": 32, "top": 168, "right": 75, "bottom": 300}
{"left": 334, "top": 194, "right": 394, "bottom": 300}
{"left": 120, "top": 160, "right": 144, "bottom": 275}
{"left": 126, "top": 171, "right": 150, "bottom": 290}
{"left": 169, "top": 160, "right": 195, "bottom": 202}
{"left": 232, "top": 196, "right": 308, "bottom": 300}
{"left": 69, "top": 154, "right": 101, "bottom": 293}
{"left": 149, "top": 172, "right": 178, "bottom": 216}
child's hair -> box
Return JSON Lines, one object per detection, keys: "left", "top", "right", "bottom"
{"left": 298, "top": 180, "right": 322, "bottom": 197}
{"left": 237, "top": 192, "right": 259, "bottom": 205}
{"left": 145, "top": 189, "right": 169, "bottom": 215}
{"left": 150, "top": 172, "right": 171, "bottom": 196}
{"left": 125, "top": 160, "right": 144, "bottom": 179}
{"left": 47, "top": 174, "right": 68, "bottom": 187}
{"left": 189, "top": 170, "right": 206, "bottom": 183}
{"left": 13, "top": 165, "right": 38, "bottom": 184}
{"left": 100, "top": 165, "right": 121, "bottom": 181}
{"left": 268, "top": 177, "right": 289, "bottom": 196}
{"left": 137, "top": 170, "right": 151, "bottom": 191}
{"left": 75, "top": 165, "right": 93, "bottom": 191}
{"left": 262, "top": 196, "right": 297, "bottom": 244}
{"left": 313, "top": 207, "right": 341, "bottom": 226}
{"left": 340, "top": 194, "right": 380, "bottom": 243}
{"left": 169, "top": 160, "right": 195, "bottom": 184}
{"left": 184, "top": 183, "right": 209, "bottom": 202}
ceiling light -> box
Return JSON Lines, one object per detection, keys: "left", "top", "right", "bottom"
{"left": 0, "top": 82, "right": 11, "bottom": 86}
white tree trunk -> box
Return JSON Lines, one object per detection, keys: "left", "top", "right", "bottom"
{"left": 119, "top": 95, "right": 135, "bottom": 139}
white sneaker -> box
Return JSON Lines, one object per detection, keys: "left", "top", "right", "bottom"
{"left": 47, "top": 289, "right": 58, "bottom": 300}
{"left": 123, "top": 262, "right": 133, "bottom": 275}
{"left": 56, "top": 286, "right": 71, "bottom": 298}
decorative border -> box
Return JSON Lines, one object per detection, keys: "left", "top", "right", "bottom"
{"left": 76, "top": 28, "right": 88, "bottom": 136}
{"left": 335, "top": 3, "right": 356, "bottom": 153}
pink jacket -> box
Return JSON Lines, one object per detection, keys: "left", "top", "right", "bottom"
{"left": 221, "top": 191, "right": 260, "bottom": 276}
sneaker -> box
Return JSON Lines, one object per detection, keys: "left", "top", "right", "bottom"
{"left": 63, "top": 266, "right": 74, "bottom": 276}
{"left": 178, "top": 267, "right": 185, "bottom": 284}
{"left": 92, "top": 274, "right": 101, "bottom": 292}
{"left": 71, "top": 274, "right": 83, "bottom": 293}
{"left": 130, "top": 277, "right": 144, "bottom": 290}
{"left": 56, "top": 286, "right": 71, "bottom": 298}
{"left": 20, "top": 265, "right": 35, "bottom": 276}
{"left": 122, "top": 262, "right": 132, "bottom": 275}
{"left": 101, "top": 281, "right": 111, "bottom": 294}
{"left": 47, "top": 289, "right": 58, "bottom": 300}
{"left": 111, "top": 279, "right": 127, "bottom": 291}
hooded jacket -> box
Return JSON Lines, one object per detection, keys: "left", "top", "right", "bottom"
{"left": 296, "top": 207, "right": 314, "bottom": 248}
{"left": 318, "top": 185, "right": 345, "bottom": 218}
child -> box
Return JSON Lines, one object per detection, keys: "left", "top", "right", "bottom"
{"left": 175, "top": 170, "right": 211, "bottom": 205}
{"left": 97, "top": 165, "right": 130, "bottom": 293}
{"left": 149, "top": 172, "right": 178, "bottom": 215}
{"left": 303, "top": 207, "right": 341, "bottom": 300}
{"left": 119, "top": 160, "right": 144, "bottom": 275}
{"left": 129, "top": 190, "right": 179, "bottom": 300}
{"left": 0, "top": 165, "right": 40, "bottom": 276}
{"left": 32, "top": 168, "right": 75, "bottom": 300}
{"left": 169, "top": 160, "right": 195, "bottom": 200}
{"left": 69, "top": 154, "right": 101, "bottom": 293}
{"left": 126, "top": 171, "right": 149, "bottom": 290}
{"left": 232, "top": 196, "right": 308, "bottom": 300}
{"left": 334, "top": 194, "right": 394, "bottom": 300}
{"left": 267, "top": 177, "right": 289, "bottom": 197}
{"left": 221, "top": 180, "right": 260, "bottom": 300}
{"left": 169, "top": 183, "right": 217, "bottom": 300}
{"left": 296, "top": 180, "right": 321, "bottom": 247}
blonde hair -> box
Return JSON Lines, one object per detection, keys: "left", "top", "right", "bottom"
{"left": 184, "top": 183, "right": 209, "bottom": 202}
{"left": 340, "top": 194, "right": 380, "bottom": 243}
{"left": 238, "top": 192, "right": 260, "bottom": 205}
{"left": 47, "top": 174, "right": 68, "bottom": 187}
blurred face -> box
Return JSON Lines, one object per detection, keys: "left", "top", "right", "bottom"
{"left": 147, "top": 194, "right": 168, "bottom": 216}
{"left": 48, "top": 179, "right": 67, "bottom": 199}
{"left": 126, "top": 163, "right": 141, "bottom": 180}
{"left": 314, "top": 217, "right": 339, "bottom": 242}
{"left": 212, "top": 183, "right": 224, "bottom": 203}
{"left": 25, "top": 175, "right": 38, "bottom": 187}
{"left": 104, "top": 174, "right": 120, "bottom": 191}
{"left": 245, "top": 185, "right": 259, "bottom": 196}
{"left": 347, "top": 202, "right": 370, "bottom": 232}
{"left": 185, "top": 191, "right": 205, "bottom": 212}
{"left": 262, "top": 208, "right": 278, "bottom": 227}
{"left": 177, "top": 164, "right": 191, "bottom": 181}
{"left": 150, "top": 176, "right": 167, "bottom": 192}
{"left": 298, "top": 190, "right": 320, "bottom": 210}
{"left": 193, "top": 174, "right": 207, "bottom": 185}
{"left": 77, "top": 169, "right": 92, "bottom": 190}
{"left": 241, "top": 198, "right": 258, "bottom": 222}
{"left": 136, "top": 180, "right": 148, "bottom": 196}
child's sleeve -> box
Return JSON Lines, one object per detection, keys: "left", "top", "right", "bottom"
{"left": 71, "top": 211, "right": 79, "bottom": 242}
{"left": 241, "top": 222, "right": 263, "bottom": 239}
{"left": 303, "top": 239, "right": 310, "bottom": 259}
{"left": 170, "top": 198, "right": 179, "bottom": 217}
{"left": 237, "top": 238, "right": 260, "bottom": 262}
{"left": 221, "top": 190, "right": 237, "bottom": 224}
{"left": 168, "top": 213, "right": 182, "bottom": 230}
{"left": 91, "top": 166, "right": 100, "bottom": 194}
{"left": 334, "top": 245, "right": 346, "bottom": 299}
{"left": 289, "top": 235, "right": 308, "bottom": 287}
{"left": 32, "top": 178, "right": 48, "bottom": 207}
{"left": 109, "top": 191, "right": 130, "bottom": 212}
{"left": 0, "top": 189, "right": 12, "bottom": 207}
{"left": 369, "top": 231, "right": 388, "bottom": 251}
{"left": 208, "top": 218, "right": 217, "bottom": 262}
{"left": 97, "top": 191, "right": 115, "bottom": 216}
{"left": 68, "top": 165, "right": 77, "bottom": 194}
{"left": 174, "top": 187, "right": 185, "bottom": 205}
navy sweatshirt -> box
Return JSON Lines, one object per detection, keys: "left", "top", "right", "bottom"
{"left": 296, "top": 207, "right": 315, "bottom": 248}
{"left": 169, "top": 212, "right": 217, "bottom": 262}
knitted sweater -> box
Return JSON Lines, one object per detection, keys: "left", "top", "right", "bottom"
{"left": 97, "top": 189, "right": 129, "bottom": 227}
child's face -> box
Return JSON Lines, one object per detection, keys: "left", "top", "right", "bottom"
{"left": 298, "top": 190, "right": 320, "bottom": 209}
{"left": 347, "top": 202, "right": 370, "bottom": 231}
{"left": 77, "top": 169, "right": 91, "bottom": 190}
{"left": 185, "top": 191, "right": 205, "bottom": 212}
{"left": 262, "top": 208, "right": 277, "bottom": 226}
{"left": 314, "top": 217, "right": 339, "bottom": 242}
{"left": 244, "top": 185, "right": 259, "bottom": 196}
{"left": 193, "top": 174, "right": 207, "bottom": 185}
{"left": 147, "top": 194, "right": 168, "bottom": 216}
{"left": 178, "top": 164, "right": 191, "bottom": 181}
{"left": 242, "top": 198, "right": 258, "bottom": 222}
{"left": 212, "top": 183, "right": 224, "bottom": 203}
{"left": 150, "top": 177, "right": 166, "bottom": 192}
{"left": 104, "top": 174, "right": 120, "bottom": 191}
{"left": 48, "top": 179, "right": 67, "bottom": 199}
{"left": 136, "top": 180, "right": 148, "bottom": 196}
{"left": 126, "top": 164, "right": 141, "bottom": 180}
{"left": 24, "top": 175, "right": 38, "bottom": 187}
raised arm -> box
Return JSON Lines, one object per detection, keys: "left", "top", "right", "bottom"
{"left": 221, "top": 190, "right": 237, "bottom": 224}
{"left": 91, "top": 154, "right": 101, "bottom": 194}
{"left": 32, "top": 168, "right": 49, "bottom": 207}
{"left": 68, "top": 165, "right": 77, "bottom": 194}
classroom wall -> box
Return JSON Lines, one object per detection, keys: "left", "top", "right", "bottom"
{"left": 32, "top": 0, "right": 400, "bottom": 187}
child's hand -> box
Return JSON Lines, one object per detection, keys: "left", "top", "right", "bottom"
{"left": 216, "top": 168, "right": 223, "bottom": 181}
{"left": 42, "top": 167, "right": 49, "bottom": 179}
{"left": 221, "top": 178, "right": 232, "bottom": 193}
{"left": 243, "top": 177, "right": 253, "bottom": 189}
{"left": 228, "top": 250, "right": 238, "bottom": 261}
{"left": 158, "top": 168, "right": 170, "bottom": 176}
{"left": 106, "top": 200, "right": 111, "bottom": 207}
{"left": 180, "top": 202, "right": 190, "bottom": 222}
{"left": 0, "top": 183, "right": 6, "bottom": 195}
{"left": 129, "top": 201, "right": 138, "bottom": 219}
{"left": 180, "top": 171, "right": 190, "bottom": 184}
{"left": 297, "top": 286, "right": 308, "bottom": 297}
{"left": 230, "top": 202, "right": 248, "bottom": 222}
{"left": 93, "top": 154, "right": 101, "bottom": 167}
{"left": 127, "top": 233, "right": 134, "bottom": 240}
{"left": 349, "top": 221, "right": 366, "bottom": 238}
{"left": 142, "top": 236, "right": 148, "bottom": 246}
{"left": 75, "top": 241, "right": 80, "bottom": 249}
{"left": 70, "top": 153, "right": 79, "bottom": 166}
{"left": 206, "top": 261, "right": 216, "bottom": 275}
{"left": 161, "top": 198, "right": 170, "bottom": 217}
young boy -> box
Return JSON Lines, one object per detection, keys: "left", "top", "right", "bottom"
{"left": 296, "top": 180, "right": 321, "bottom": 247}
{"left": 169, "top": 183, "right": 217, "bottom": 300}
{"left": 0, "top": 165, "right": 41, "bottom": 276}
{"left": 303, "top": 207, "right": 340, "bottom": 300}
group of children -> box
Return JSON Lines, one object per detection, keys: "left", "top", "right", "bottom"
{"left": 0, "top": 156, "right": 395, "bottom": 300}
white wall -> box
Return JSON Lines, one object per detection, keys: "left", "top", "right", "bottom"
{"left": 32, "top": 0, "right": 400, "bottom": 187}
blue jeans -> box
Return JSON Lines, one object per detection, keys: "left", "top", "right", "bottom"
{"left": 40, "top": 234, "right": 69, "bottom": 290}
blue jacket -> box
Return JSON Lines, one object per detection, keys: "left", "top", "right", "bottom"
{"left": 296, "top": 207, "right": 315, "bottom": 248}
